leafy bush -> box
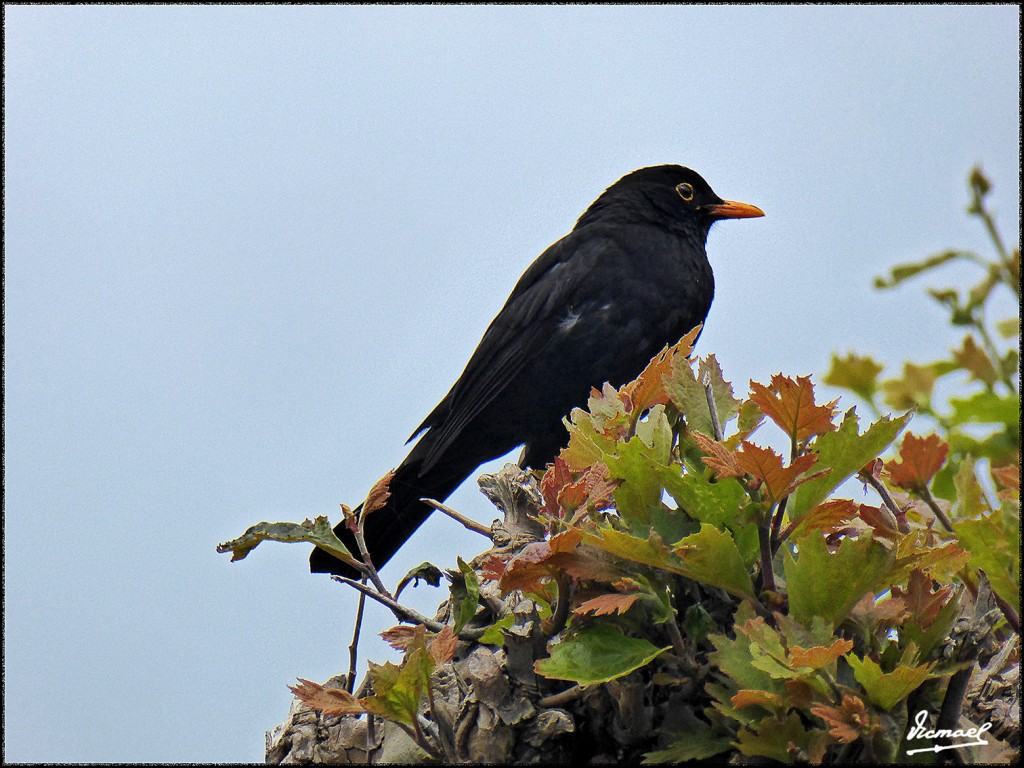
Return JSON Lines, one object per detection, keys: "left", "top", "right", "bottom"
{"left": 222, "top": 169, "right": 1019, "bottom": 764}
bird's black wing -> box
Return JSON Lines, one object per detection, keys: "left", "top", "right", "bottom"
{"left": 411, "top": 229, "right": 615, "bottom": 474}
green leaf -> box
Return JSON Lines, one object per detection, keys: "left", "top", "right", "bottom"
{"left": 672, "top": 524, "right": 757, "bottom": 600}
{"left": 216, "top": 516, "right": 359, "bottom": 569}
{"left": 824, "top": 352, "right": 885, "bottom": 403}
{"left": 954, "top": 504, "right": 1021, "bottom": 609}
{"left": 665, "top": 354, "right": 741, "bottom": 438}
{"left": 784, "top": 532, "right": 895, "bottom": 626}
{"left": 643, "top": 721, "right": 732, "bottom": 763}
{"left": 604, "top": 407, "right": 673, "bottom": 528}
{"left": 660, "top": 464, "right": 750, "bottom": 529}
{"left": 846, "top": 653, "right": 933, "bottom": 711}
{"left": 450, "top": 557, "right": 481, "bottom": 633}
{"left": 735, "top": 712, "right": 827, "bottom": 763}
{"left": 477, "top": 613, "right": 517, "bottom": 647}
{"left": 535, "top": 623, "right": 670, "bottom": 685}
{"left": 948, "top": 390, "right": 1020, "bottom": 428}
{"left": 788, "top": 410, "right": 912, "bottom": 523}
{"left": 996, "top": 316, "right": 1020, "bottom": 339}
{"left": 873, "top": 250, "right": 980, "bottom": 289}
{"left": 363, "top": 648, "right": 432, "bottom": 726}
{"left": 880, "top": 360, "right": 958, "bottom": 411}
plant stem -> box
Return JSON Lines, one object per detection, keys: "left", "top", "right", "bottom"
{"left": 859, "top": 470, "right": 910, "bottom": 533}
{"left": 769, "top": 497, "right": 787, "bottom": 554}
{"left": 333, "top": 575, "right": 445, "bottom": 631}
{"left": 544, "top": 573, "right": 572, "bottom": 638}
{"left": 703, "top": 371, "right": 723, "bottom": 441}
{"left": 758, "top": 523, "right": 777, "bottom": 595}
{"left": 919, "top": 485, "right": 954, "bottom": 533}
{"left": 346, "top": 584, "right": 367, "bottom": 693}
{"left": 421, "top": 497, "right": 493, "bottom": 538}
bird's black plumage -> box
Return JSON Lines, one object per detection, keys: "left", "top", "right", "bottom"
{"left": 310, "top": 165, "right": 762, "bottom": 577}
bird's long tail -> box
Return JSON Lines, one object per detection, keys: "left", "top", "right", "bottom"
{"left": 308, "top": 438, "right": 481, "bottom": 578}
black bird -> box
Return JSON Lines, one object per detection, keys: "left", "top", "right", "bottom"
{"left": 310, "top": 165, "right": 763, "bottom": 577}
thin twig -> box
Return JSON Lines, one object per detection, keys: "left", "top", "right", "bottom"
{"left": 859, "top": 470, "right": 910, "bottom": 533}
{"left": 703, "top": 371, "right": 722, "bottom": 441}
{"left": 332, "top": 575, "right": 446, "bottom": 631}
{"left": 665, "top": 617, "right": 688, "bottom": 660}
{"left": 426, "top": 683, "right": 457, "bottom": 762}
{"left": 991, "top": 588, "right": 1021, "bottom": 634}
{"left": 353, "top": 514, "right": 393, "bottom": 598}
{"left": 346, "top": 583, "right": 367, "bottom": 693}
{"left": 758, "top": 523, "right": 777, "bottom": 595}
{"left": 420, "top": 498, "right": 492, "bottom": 538}
{"left": 538, "top": 684, "right": 588, "bottom": 708}
{"left": 404, "top": 717, "right": 441, "bottom": 761}
{"left": 919, "top": 485, "right": 954, "bottom": 533}
{"left": 543, "top": 573, "right": 572, "bottom": 638}
{"left": 769, "top": 497, "right": 788, "bottom": 554}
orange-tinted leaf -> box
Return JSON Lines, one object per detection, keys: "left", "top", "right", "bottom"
{"left": 735, "top": 443, "right": 823, "bottom": 505}
{"left": 748, "top": 374, "right": 838, "bottom": 443}
{"left": 789, "top": 499, "right": 859, "bottom": 538}
{"left": 363, "top": 469, "right": 396, "bottom": 516}
{"left": 548, "top": 460, "right": 618, "bottom": 520}
{"left": 692, "top": 431, "right": 745, "bottom": 479}
{"left": 810, "top": 695, "right": 875, "bottom": 744}
{"left": 891, "top": 569, "right": 954, "bottom": 630}
{"left": 991, "top": 463, "right": 1020, "bottom": 500}
{"left": 573, "top": 592, "right": 642, "bottom": 617}
{"left": 732, "top": 689, "right": 784, "bottom": 710}
{"left": 478, "top": 553, "right": 510, "bottom": 582}
{"left": 289, "top": 678, "right": 366, "bottom": 716}
{"left": 849, "top": 593, "right": 910, "bottom": 628}
{"left": 621, "top": 325, "right": 701, "bottom": 413}
{"left": 498, "top": 530, "right": 610, "bottom": 592}
{"left": 886, "top": 433, "right": 949, "bottom": 490}
{"left": 429, "top": 624, "right": 457, "bottom": 665}
{"left": 498, "top": 541, "right": 556, "bottom": 593}
{"left": 857, "top": 503, "right": 902, "bottom": 539}
{"left": 788, "top": 638, "right": 854, "bottom": 669}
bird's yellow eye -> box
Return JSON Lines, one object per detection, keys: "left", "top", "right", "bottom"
{"left": 676, "top": 183, "right": 695, "bottom": 201}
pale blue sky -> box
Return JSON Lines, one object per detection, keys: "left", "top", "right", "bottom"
{"left": 4, "top": 5, "right": 1019, "bottom": 761}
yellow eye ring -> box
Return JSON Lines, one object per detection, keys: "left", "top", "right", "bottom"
{"left": 676, "top": 183, "right": 694, "bottom": 201}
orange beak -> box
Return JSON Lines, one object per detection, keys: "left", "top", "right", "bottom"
{"left": 702, "top": 199, "right": 765, "bottom": 220}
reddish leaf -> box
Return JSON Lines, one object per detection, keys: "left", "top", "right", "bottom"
{"left": 891, "top": 569, "right": 953, "bottom": 630}
{"left": 289, "top": 678, "right": 366, "bottom": 716}
{"left": 542, "top": 460, "right": 619, "bottom": 520}
{"left": 380, "top": 625, "right": 421, "bottom": 651}
{"left": 885, "top": 433, "right": 949, "bottom": 490}
{"left": 748, "top": 374, "right": 838, "bottom": 443}
{"left": 363, "top": 469, "right": 396, "bottom": 516}
{"left": 849, "top": 593, "right": 910, "bottom": 629}
{"left": 856, "top": 503, "right": 902, "bottom": 539}
{"left": 498, "top": 541, "right": 557, "bottom": 593}
{"left": 540, "top": 456, "right": 575, "bottom": 518}
{"left": 991, "top": 463, "right": 1020, "bottom": 500}
{"left": 788, "top": 499, "right": 859, "bottom": 538}
{"left": 429, "top": 625, "right": 457, "bottom": 665}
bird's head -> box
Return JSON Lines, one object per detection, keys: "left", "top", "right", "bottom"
{"left": 576, "top": 164, "right": 764, "bottom": 236}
